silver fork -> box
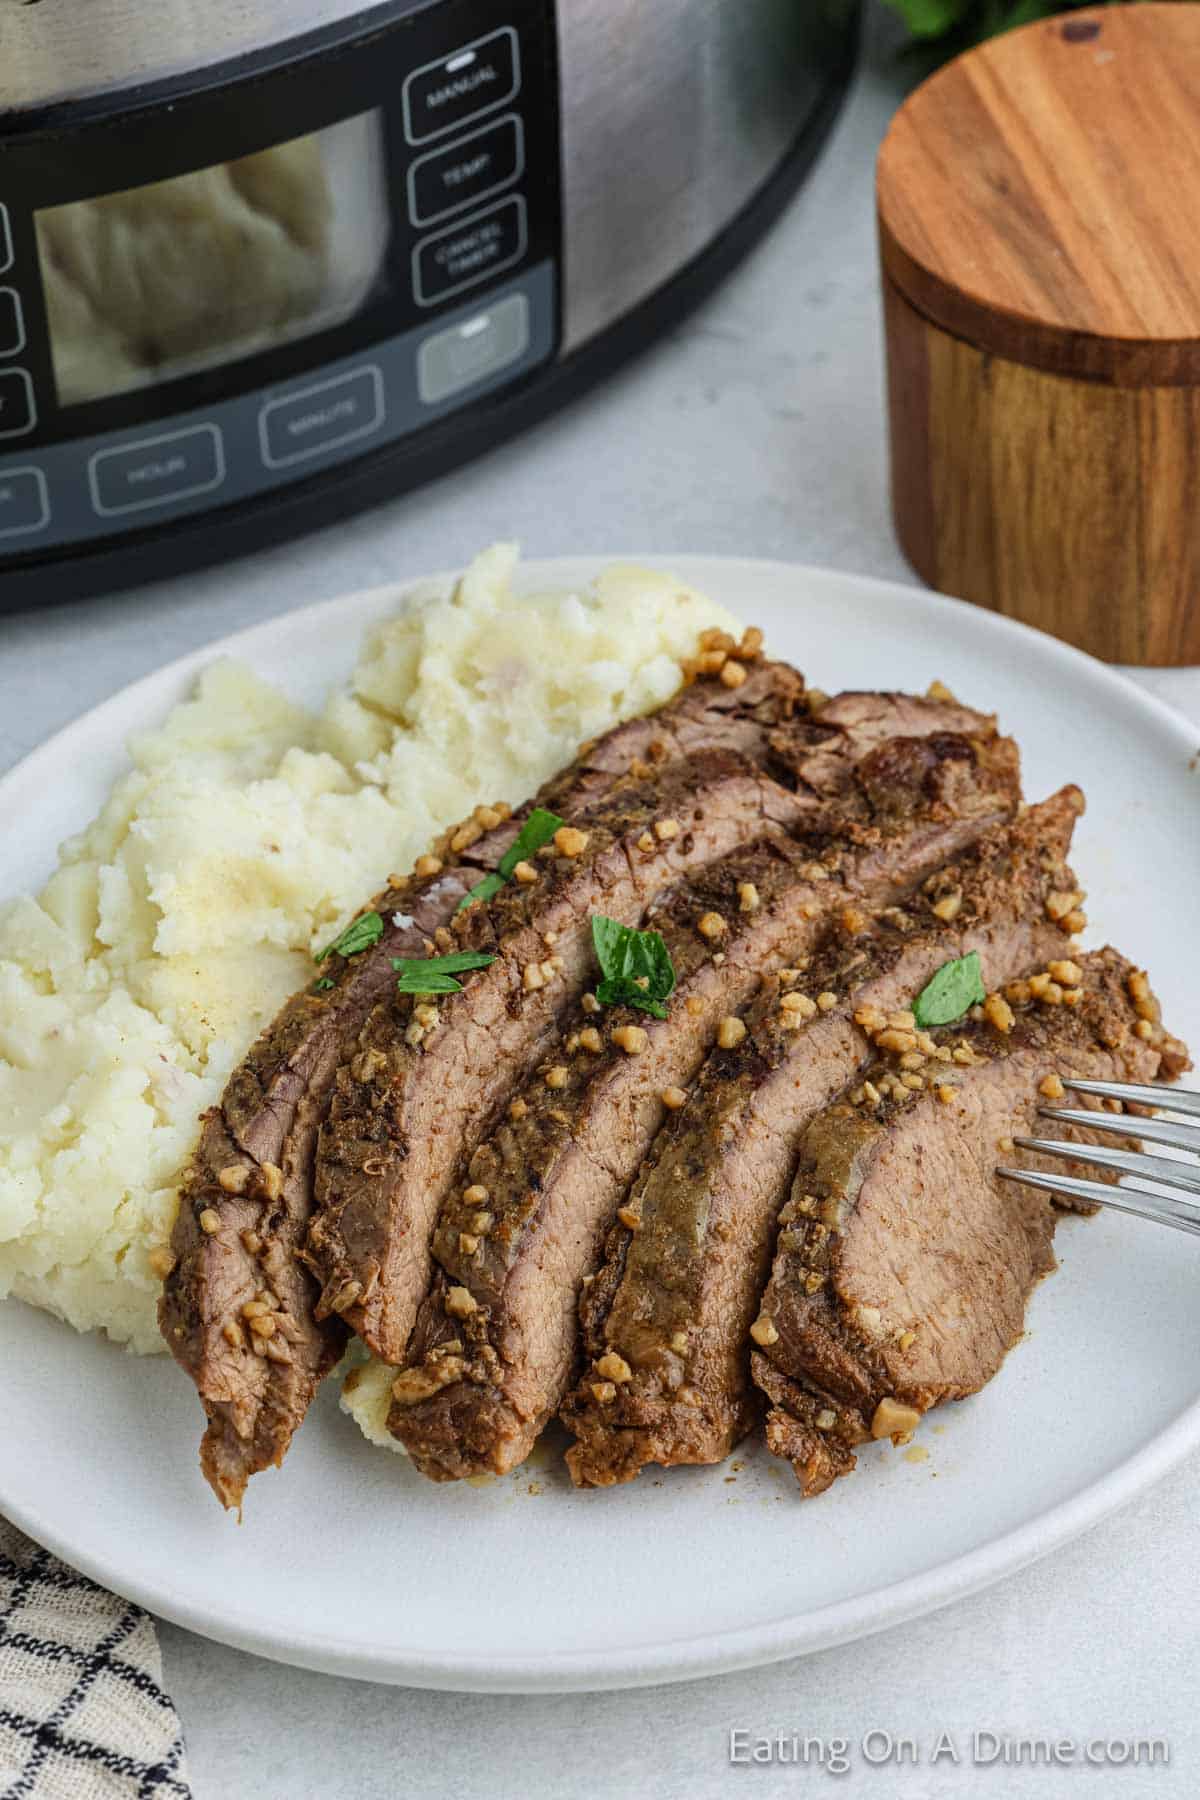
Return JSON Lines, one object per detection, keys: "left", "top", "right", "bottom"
{"left": 997, "top": 1080, "right": 1200, "bottom": 1238}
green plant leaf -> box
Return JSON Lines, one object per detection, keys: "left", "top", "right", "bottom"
{"left": 455, "top": 872, "right": 505, "bottom": 914}
{"left": 885, "top": 0, "right": 973, "bottom": 37}
{"left": 912, "top": 951, "right": 986, "bottom": 1029}
{"left": 499, "top": 808, "right": 564, "bottom": 879}
{"left": 315, "top": 911, "right": 384, "bottom": 962}
{"left": 591, "top": 915, "right": 677, "bottom": 1019}
{"left": 886, "top": 0, "right": 1113, "bottom": 50}
{"left": 393, "top": 950, "right": 497, "bottom": 995}
{"left": 455, "top": 808, "right": 565, "bottom": 912}
{"left": 595, "top": 979, "right": 669, "bottom": 1022}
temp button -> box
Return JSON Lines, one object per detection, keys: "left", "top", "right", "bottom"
{"left": 417, "top": 293, "right": 530, "bottom": 405}
{"left": 409, "top": 115, "right": 524, "bottom": 226}
{"left": 89, "top": 424, "right": 224, "bottom": 516}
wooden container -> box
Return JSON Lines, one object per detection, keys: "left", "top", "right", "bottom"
{"left": 878, "top": 4, "right": 1200, "bottom": 665}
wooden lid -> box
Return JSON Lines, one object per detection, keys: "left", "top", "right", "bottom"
{"left": 878, "top": 5, "right": 1200, "bottom": 387}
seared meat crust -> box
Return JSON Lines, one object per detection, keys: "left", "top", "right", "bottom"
{"left": 162, "top": 658, "right": 810, "bottom": 1507}
{"left": 561, "top": 789, "right": 1084, "bottom": 1487}
{"left": 753, "top": 948, "right": 1189, "bottom": 1497}
{"left": 310, "top": 705, "right": 1008, "bottom": 1369}
{"left": 390, "top": 725, "right": 1017, "bottom": 1479}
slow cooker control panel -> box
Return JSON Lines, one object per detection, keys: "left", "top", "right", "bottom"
{"left": 0, "top": 0, "right": 560, "bottom": 560}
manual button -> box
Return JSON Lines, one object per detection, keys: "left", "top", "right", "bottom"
{"left": 414, "top": 196, "right": 526, "bottom": 307}
{"left": 89, "top": 424, "right": 224, "bottom": 516}
{"left": 404, "top": 27, "right": 520, "bottom": 145}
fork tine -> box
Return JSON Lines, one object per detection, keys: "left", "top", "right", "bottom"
{"left": 1037, "top": 1106, "right": 1200, "bottom": 1158}
{"left": 997, "top": 1166, "right": 1200, "bottom": 1237}
{"left": 1013, "top": 1134, "right": 1200, "bottom": 1198}
{"left": 1062, "top": 1078, "right": 1200, "bottom": 1117}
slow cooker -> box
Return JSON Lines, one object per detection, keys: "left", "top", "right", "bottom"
{"left": 0, "top": 0, "right": 859, "bottom": 603}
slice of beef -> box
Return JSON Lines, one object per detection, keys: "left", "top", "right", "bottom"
{"left": 550, "top": 671, "right": 988, "bottom": 812}
{"left": 389, "top": 728, "right": 1018, "bottom": 1479}
{"left": 753, "top": 949, "right": 1190, "bottom": 1498}
{"left": 161, "top": 655, "right": 808, "bottom": 1508}
{"left": 560, "top": 788, "right": 1083, "bottom": 1487}
{"left": 306, "top": 750, "right": 826, "bottom": 1365}
{"left": 309, "top": 703, "right": 1012, "bottom": 1368}
{"left": 781, "top": 690, "right": 992, "bottom": 800}
{"left": 160, "top": 870, "right": 481, "bottom": 1511}
{"left": 541, "top": 656, "right": 805, "bottom": 805}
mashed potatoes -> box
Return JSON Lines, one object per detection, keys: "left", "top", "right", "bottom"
{"left": 0, "top": 545, "right": 738, "bottom": 1353}
{"left": 340, "top": 1353, "right": 405, "bottom": 1452}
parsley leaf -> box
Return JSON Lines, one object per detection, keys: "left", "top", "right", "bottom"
{"left": 883, "top": 0, "right": 1074, "bottom": 52}
{"left": 456, "top": 873, "right": 505, "bottom": 914}
{"left": 393, "top": 949, "right": 497, "bottom": 995}
{"left": 596, "top": 979, "right": 669, "bottom": 1021}
{"left": 912, "top": 951, "right": 986, "bottom": 1029}
{"left": 455, "top": 808, "right": 565, "bottom": 914}
{"left": 591, "top": 915, "right": 676, "bottom": 1021}
{"left": 312, "top": 977, "right": 335, "bottom": 993}
{"left": 499, "top": 808, "right": 563, "bottom": 879}
{"left": 315, "top": 911, "right": 384, "bottom": 962}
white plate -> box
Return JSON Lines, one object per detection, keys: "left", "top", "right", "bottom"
{"left": 3, "top": 557, "right": 1199, "bottom": 1694}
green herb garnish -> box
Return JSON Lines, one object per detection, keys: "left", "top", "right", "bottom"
{"left": 393, "top": 949, "right": 497, "bottom": 995}
{"left": 458, "top": 872, "right": 505, "bottom": 912}
{"left": 315, "top": 911, "right": 384, "bottom": 962}
{"left": 591, "top": 915, "right": 677, "bottom": 1021}
{"left": 912, "top": 951, "right": 986, "bottom": 1029}
{"left": 885, "top": 0, "right": 1109, "bottom": 54}
{"left": 455, "top": 808, "right": 565, "bottom": 914}
{"left": 499, "top": 808, "right": 564, "bottom": 877}
{"left": 312, "top": 977, "right": 335, "bottom": 992}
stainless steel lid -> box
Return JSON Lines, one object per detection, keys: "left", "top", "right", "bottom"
{"left": 0, "top": 0, "right": 406, "bottom": 113}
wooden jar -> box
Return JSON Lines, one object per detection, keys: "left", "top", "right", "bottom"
{"left": 878, "top": 5, "right": 1200, "bottom": 665}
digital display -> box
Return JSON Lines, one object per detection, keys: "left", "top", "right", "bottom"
{"left": 34, "top": 113, "right": 389, "bottom": 407}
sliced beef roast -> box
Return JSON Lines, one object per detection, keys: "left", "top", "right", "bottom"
{"left": 309, "top": 700, "right": 1009, "bottom": 1369}
{"left": 160, "top": 868, "right": 481, "bottom": 1511}
{"left": 561, "top": 788, "right": 1083, "bottom": 1487}
{"left": 752, "top": 949, "right": 1190, "bottom": 1497}
{"left": 160, "top": 652, "right": 808, "bottom": 1508}
{"left": 389, "top": 726, "right": 1018, "bottom": 1479}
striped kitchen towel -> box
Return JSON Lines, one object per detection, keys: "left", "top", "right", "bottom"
{"left": 0, "top": 1520, "right": 190, "bottom": 1800}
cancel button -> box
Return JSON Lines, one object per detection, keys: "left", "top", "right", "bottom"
{"left": 414, "top": 197, "right": 526, "bottom": 307}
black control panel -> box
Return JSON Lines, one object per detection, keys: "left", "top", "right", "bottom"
{"left": 0, "top": 0, "right": 561, "bottom": 559}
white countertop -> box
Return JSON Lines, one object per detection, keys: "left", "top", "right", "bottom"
{"left": 5, "top": 9, "right": 1200, "bottom": 1796}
